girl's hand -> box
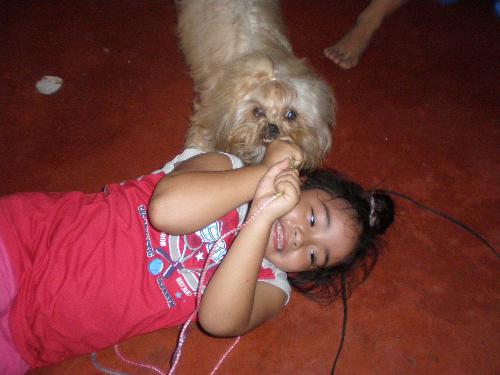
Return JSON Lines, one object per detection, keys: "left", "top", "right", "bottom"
{"left": 249, "top": 158, "right": 300, "bottom": 223}
{"left": 262, "top": 137, "right": 304, "bottom": 171}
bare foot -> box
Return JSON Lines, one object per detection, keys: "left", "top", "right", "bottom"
{"left": 324, "top": 17, "right": 381, "bottom": 69}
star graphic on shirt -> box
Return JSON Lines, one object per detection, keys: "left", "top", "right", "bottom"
{"left": 175, "top": 292, "right": 183, "bottom": 299}
{"left": 196, "top": 252, "right": 204, "bottom": 261}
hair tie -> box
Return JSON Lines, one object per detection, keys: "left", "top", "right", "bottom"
{"left": 369, "top": 193, "right": 377, "bottom": 227}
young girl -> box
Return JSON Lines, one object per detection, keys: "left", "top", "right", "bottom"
{"left": 0, "top": 140, "right": 394, "bottom": 374}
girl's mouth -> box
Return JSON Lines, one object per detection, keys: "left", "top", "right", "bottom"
{"left": 274, "top": 221, "right": 286, "bottom": 251}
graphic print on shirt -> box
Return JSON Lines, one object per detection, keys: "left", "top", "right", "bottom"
{"left": 137, "top": 204, "right": 229, "bottom": 309}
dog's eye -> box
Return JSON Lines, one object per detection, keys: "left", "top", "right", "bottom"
{"left": 253, "top": 107, "right": 265, "bottom": 118}
{"left": 285, "top": 110, "right": 297, "bottom": 121}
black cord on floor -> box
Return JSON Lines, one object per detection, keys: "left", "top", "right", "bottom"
{"left": 331, "top": 272, "right": 348, "bottom": 375}
{"left": 329, "top": 189, "right": 498, "bottom": 375}
{"left": 383, "top": 190, "right": 498, "bottom": 258}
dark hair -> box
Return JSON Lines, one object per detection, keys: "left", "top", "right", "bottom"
{"left": 287, "top": 168, "right": 395, "bottom": 304}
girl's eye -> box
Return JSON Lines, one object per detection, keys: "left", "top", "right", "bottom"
{"left": 310, "top": 209, "right": 316, "bottom": 227}
{"left": 285, "top": 109, "right": 297, "bottom": 121}
{"left": 309, "top": 248, "right": 316, "bottom": 266}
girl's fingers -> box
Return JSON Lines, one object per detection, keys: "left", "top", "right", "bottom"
{"left": 253, "top": 161, "right": 300, "bottom": 219}
{"left": 288, "top": 153, "right": 304, "bottom": 171}
{"left": 274, "top": 137, "right": 304, "bottom": 169}
{"left": 267, "top": 138, "right": 305, "bottom": 169}
{"left": 274, "top": 179, "right": 300, "bottom": 207}
{"left": 275, "top": 169, "right": 299, "bottom": 186}
{"left": 265, "top": 158, "right": 295, "bottom": 180}
{"left": 274, "top": 170, "right": 300, "bottom": 197}
{"left": 259, "top": 159, "right": 300, "bottom": 203}
{"left": 254, "top": 159, "right": 292, "bottom": 199}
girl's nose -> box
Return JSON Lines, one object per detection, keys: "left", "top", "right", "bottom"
{"left": 292, "top": 226, "right": 309, "bottom": 250}
{"left": 292, "top": 227, "right": 300, "bottom": 249}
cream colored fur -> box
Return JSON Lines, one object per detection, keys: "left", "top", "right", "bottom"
{"left": 177, "top": 0, "right": 335, "bottom": 170}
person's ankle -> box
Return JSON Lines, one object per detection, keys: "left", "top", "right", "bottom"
{"left": 357, "top": 8, "right": 384, "bottom": 31}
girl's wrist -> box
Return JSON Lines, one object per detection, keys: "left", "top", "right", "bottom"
{"left": 243, "top": 212, "right": 275, "bottom": 236}
{"left": 248, "top": 198, "right": 281, "bottom": 226}
{"left": 250, "top": 163, "right": 271, "bottom": 181}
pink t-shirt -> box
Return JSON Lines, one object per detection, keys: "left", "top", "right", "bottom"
{"left": 0, "top": 158, "right": 289, "bottom": 368}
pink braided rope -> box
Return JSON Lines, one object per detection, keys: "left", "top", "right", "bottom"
{"left": 168, "top": 193, "right": 281, "bottom": 374}
{"left": 114, "top": 344, "right": 166, "bottom": 375}
{"left": 208, "top": 337, "right": 240, "bottom": 375}
{"left": 112, "top": 193, "right": 281, "bottom": 375}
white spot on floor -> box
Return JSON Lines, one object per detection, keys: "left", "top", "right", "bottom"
{"left": 36, "top": 75, "right": 63, "bottom": 95}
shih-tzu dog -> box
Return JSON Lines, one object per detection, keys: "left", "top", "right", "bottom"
{"left": 177, "top": 0, "right": 335, "bottom": 170}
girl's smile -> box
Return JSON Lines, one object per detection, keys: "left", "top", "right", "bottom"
{"left": 272, "top": 219, "right": 287, "bottom": 252}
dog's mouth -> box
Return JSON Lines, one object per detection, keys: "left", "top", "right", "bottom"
{"left": 261, "top": 123, "right": 280, "bottom": 144}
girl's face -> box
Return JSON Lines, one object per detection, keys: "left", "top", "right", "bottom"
{"left": 264, "top": 189, "right": 360, "bottom": 272}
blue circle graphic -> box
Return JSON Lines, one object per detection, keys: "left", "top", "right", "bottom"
{"left": 148, "top": 258, "right": 164, "bottom": 275}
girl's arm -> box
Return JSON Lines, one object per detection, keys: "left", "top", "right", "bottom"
{"left": 150, "top": 152, "right": 265, "bottom": 234}
{"left": 198, "top": 159, "right": 301, "bottom": 337}
{"left": 149, "top": 141, "right": 302, "bottom": 235}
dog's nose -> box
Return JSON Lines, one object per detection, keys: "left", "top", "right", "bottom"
{"left": 266, "top": 123, "right": 280, "bottom": 139}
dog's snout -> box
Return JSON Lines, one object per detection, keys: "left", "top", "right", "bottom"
{"left": 267, "top": 123, "right": 280, "bottom": 139}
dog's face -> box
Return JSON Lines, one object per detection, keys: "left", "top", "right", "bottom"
{"left": 190, "top": 55, "right": 335, "bottom": 170}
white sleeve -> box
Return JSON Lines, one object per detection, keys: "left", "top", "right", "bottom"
{"left": 154, "top": 148, "right": 206, "bottom": 175}
{"left": 258, "top": 259, "right": 292, "bottom": 305}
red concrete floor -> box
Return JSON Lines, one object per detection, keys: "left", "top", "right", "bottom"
{"left": 1, "top": 1, "right": 499, "bottom": 374}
